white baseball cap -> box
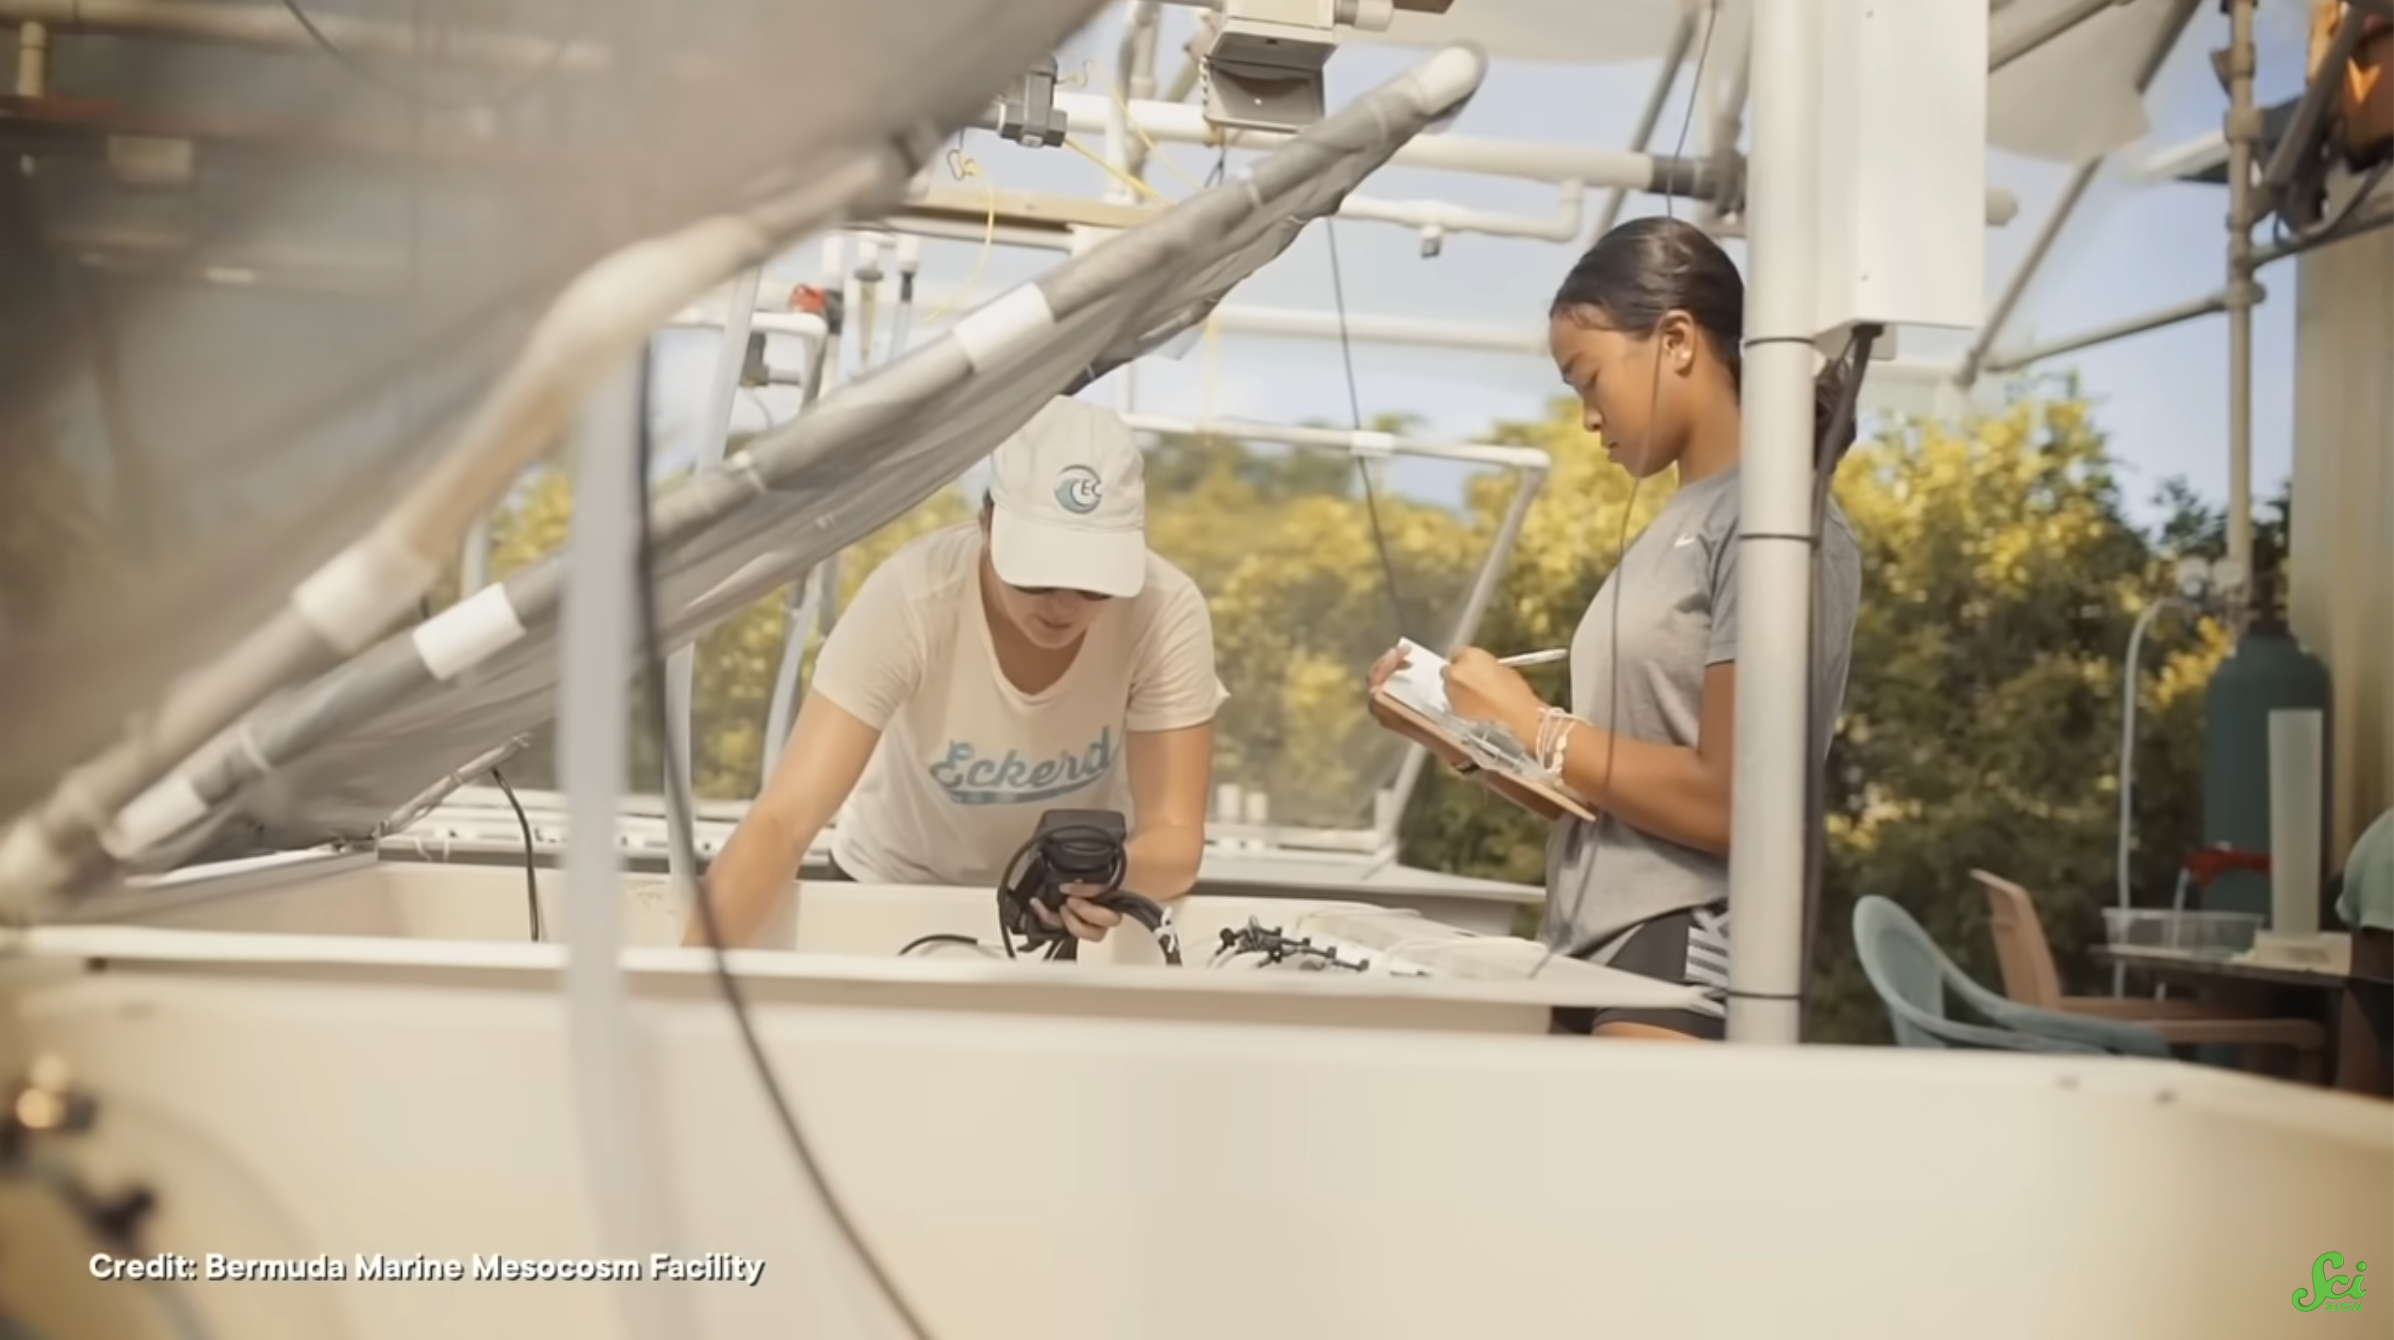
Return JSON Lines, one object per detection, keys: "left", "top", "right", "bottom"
{"left": 987, "top": 397, "right": 1148, "bottom": 598}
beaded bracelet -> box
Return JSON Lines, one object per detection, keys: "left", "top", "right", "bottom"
{"left": 1534, "top": 706, "right": 1575, "bottom": 777}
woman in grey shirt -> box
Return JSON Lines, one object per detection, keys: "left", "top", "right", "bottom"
{"left": 1371, "top": 217, "right": 1864, "bottom": 1041}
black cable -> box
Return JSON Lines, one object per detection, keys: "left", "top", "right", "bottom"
{"left": 1322, "top": 218, "right": 1416, "bottom": 640}
{"left": 1529, "top": 9, "right": 1718, "bottom": 980}
{"left": 489, "top": 766, "right": 542, "bottom": 941}
{"left": 1796, "top": 326, "right": 1877, "bottom": 1027}
{"left": 279, "top": 0, "right": 582, "bottom": 113}
{"left": 896, "top": 933, "right": 990, "bottom": 958}
{"left": 991, "top": 825, "right": 1181, "bottom": 964}
{"left": 641, "top": 351, "right": 934, "bottom": 1340}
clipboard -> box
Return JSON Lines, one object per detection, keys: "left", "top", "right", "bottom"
{"left": 1367, "top": 640, "right": 1596, "bottom": 824}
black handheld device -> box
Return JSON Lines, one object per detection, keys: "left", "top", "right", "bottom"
{"left": 994, "top": 809, "right": 1179, "bottom": 965}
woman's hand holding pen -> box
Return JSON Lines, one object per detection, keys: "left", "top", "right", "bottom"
{"left": 1443, "top": 646, "right": 1546, "bottom": 742}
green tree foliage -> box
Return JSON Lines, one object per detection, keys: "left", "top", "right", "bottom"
{"left": 1142, "top": 422, "right": 1495, "bottom": 830}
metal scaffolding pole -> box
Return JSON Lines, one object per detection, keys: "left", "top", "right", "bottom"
{"left": 1593, "top": 6, "right": 1699, "bottom": 237}
{"left": 2223, "top": 0, "right": 2261, "bottom": 602}
{"left": 1959, "top": 0, "right": 2201, "bottom": 385}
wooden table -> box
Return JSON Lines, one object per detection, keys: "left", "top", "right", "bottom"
{"left": 2095, "top": 938, "right": 2392, "bottom": 1097}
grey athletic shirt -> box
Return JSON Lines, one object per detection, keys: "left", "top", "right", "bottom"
{"left": 1541, "top": 467, "right": 1862, "bottom": 956}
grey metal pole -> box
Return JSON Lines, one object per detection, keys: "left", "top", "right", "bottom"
{"left": 1961, "top": 0, "right": 2197, "bottom": 386}
{"left": 1593, "top": 8, "right": 1698, "bottom": 238}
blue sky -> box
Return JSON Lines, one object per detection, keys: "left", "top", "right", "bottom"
{"left": 656, "top": 2, "right": 2321, "bottom": 530}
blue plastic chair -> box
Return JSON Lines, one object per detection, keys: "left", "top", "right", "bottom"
{"left": 1852, "top": 896, "right": 2173, "bottom": 1057}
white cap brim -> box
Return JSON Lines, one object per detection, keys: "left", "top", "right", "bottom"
{"left": 990, "top": 512, "right": 1147, "bottom": 598}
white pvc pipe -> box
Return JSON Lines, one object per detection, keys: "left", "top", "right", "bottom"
{"left": 1725, "top": 0, "right": 1821, "bottom": 1047}
{"left": 1051, "top": 88, "right": 2017, "bottom": 223}
{"left": 664, "top": 266, "right": 763, "bottom": 885}
{"left": 556, "top": 354, "right": 692, "bottom": 1340}
{"left": 1340, "top": 181, "right": 1584, "bottom": 244}
{"left": 1118, "top": 412, "right": 1551, "bottom": 472}
{"left": 1207, "top": 305, "right": 1547, "bottom": 354}
{"left": 1054, "top": 90, "right": 1666, "bottom": 189}
{"left": 2113, "top": 599, "right": 2171, "bottom": 996}
{"left": 665, "top": 307, "right": 826, "bottom": 342}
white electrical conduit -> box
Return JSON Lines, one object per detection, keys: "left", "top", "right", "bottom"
{"left": 2113, "top": 599, "right": 2174, "bottom": 997}
{"left": 0, "top": 151, "right": 910, "bottom": 917}
{"left": 557, "top": 354, "right": 694, "bottom": 1340}
{"left": 0, "top": 0, "right": 609, "bottom": 71}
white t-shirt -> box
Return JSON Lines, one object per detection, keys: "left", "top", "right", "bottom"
{"left": 809, "top": 522, "right": 1227, "bottom": 888}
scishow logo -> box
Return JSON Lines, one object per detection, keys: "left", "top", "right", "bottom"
{"left": 2293, "top": 1251, "right": 2367, "bottom": 1314}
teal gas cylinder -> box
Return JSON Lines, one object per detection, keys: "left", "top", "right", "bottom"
{"left": 2202, "top": 612, "right": 2333, "bottom": 921}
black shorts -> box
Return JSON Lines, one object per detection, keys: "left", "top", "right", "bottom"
{"left": 816, "top": 854, "right": 856, "bottom": 882}
{"left": 1549, "top": 903, "right": 1731, "bottom": 1041}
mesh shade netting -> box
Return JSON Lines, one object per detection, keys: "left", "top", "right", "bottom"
{"left": 0, "top": 0, "right": 1114, "bottom": 824}
{"left": 119, "top": 44, "right": 1492, "bottom": 875}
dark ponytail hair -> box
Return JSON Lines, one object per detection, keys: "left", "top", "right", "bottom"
{"left": 1551, "top": 216, "right": 1865, "bottom": 463}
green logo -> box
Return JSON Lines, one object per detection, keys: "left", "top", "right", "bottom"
{"left": 2293, "top": 1252, "right": 2368, "bottom": 1313}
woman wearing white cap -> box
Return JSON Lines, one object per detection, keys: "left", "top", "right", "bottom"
{"left": 690, "top": 396, "right": 1226, "bottom": 949}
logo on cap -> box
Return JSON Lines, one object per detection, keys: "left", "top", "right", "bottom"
{"left": 1054, "top": 464, "right": 1103, "bottom": 516}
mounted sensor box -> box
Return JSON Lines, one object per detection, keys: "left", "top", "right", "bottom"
{"left": 1203, "top": 0, "right": 1400, "bottom": 134}
{"left": 1812, "top": 0, "right": 1988, "bottom": 336}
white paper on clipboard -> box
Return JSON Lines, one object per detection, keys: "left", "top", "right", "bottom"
{"left": 1381, "top": 639, "right": 1547, "bottom": 779}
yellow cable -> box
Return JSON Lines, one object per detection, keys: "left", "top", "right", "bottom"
{"left": 1111, "top": 80, "right": 1209, "bottom": 194}
{"left": 1063, "top": 135, "right": 1171, "bottom": 204}
{"left": 922, "top": 146, "right": 996, "bottom": 328}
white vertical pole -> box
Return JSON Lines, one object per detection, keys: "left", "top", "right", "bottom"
{"left": 664, "top": 265, "right": 764, "bottom": 879}
{"left": 1725, "top": 0, "right": 1822, "bottom": 1046}
{"left": 558, "top": 353, "right": 691, "bottom": 1340}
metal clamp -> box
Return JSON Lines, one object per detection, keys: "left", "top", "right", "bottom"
{"left": 994, "top": 55, "right": 1068, "bottom": 149}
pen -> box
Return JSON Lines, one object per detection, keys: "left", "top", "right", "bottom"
{"left": 1497, "top": 648, "right": 1569, "bottom": 668}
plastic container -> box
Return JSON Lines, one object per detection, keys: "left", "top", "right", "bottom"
{"left": 2102, "top": 908, "right": 2265, "bottom": 957}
